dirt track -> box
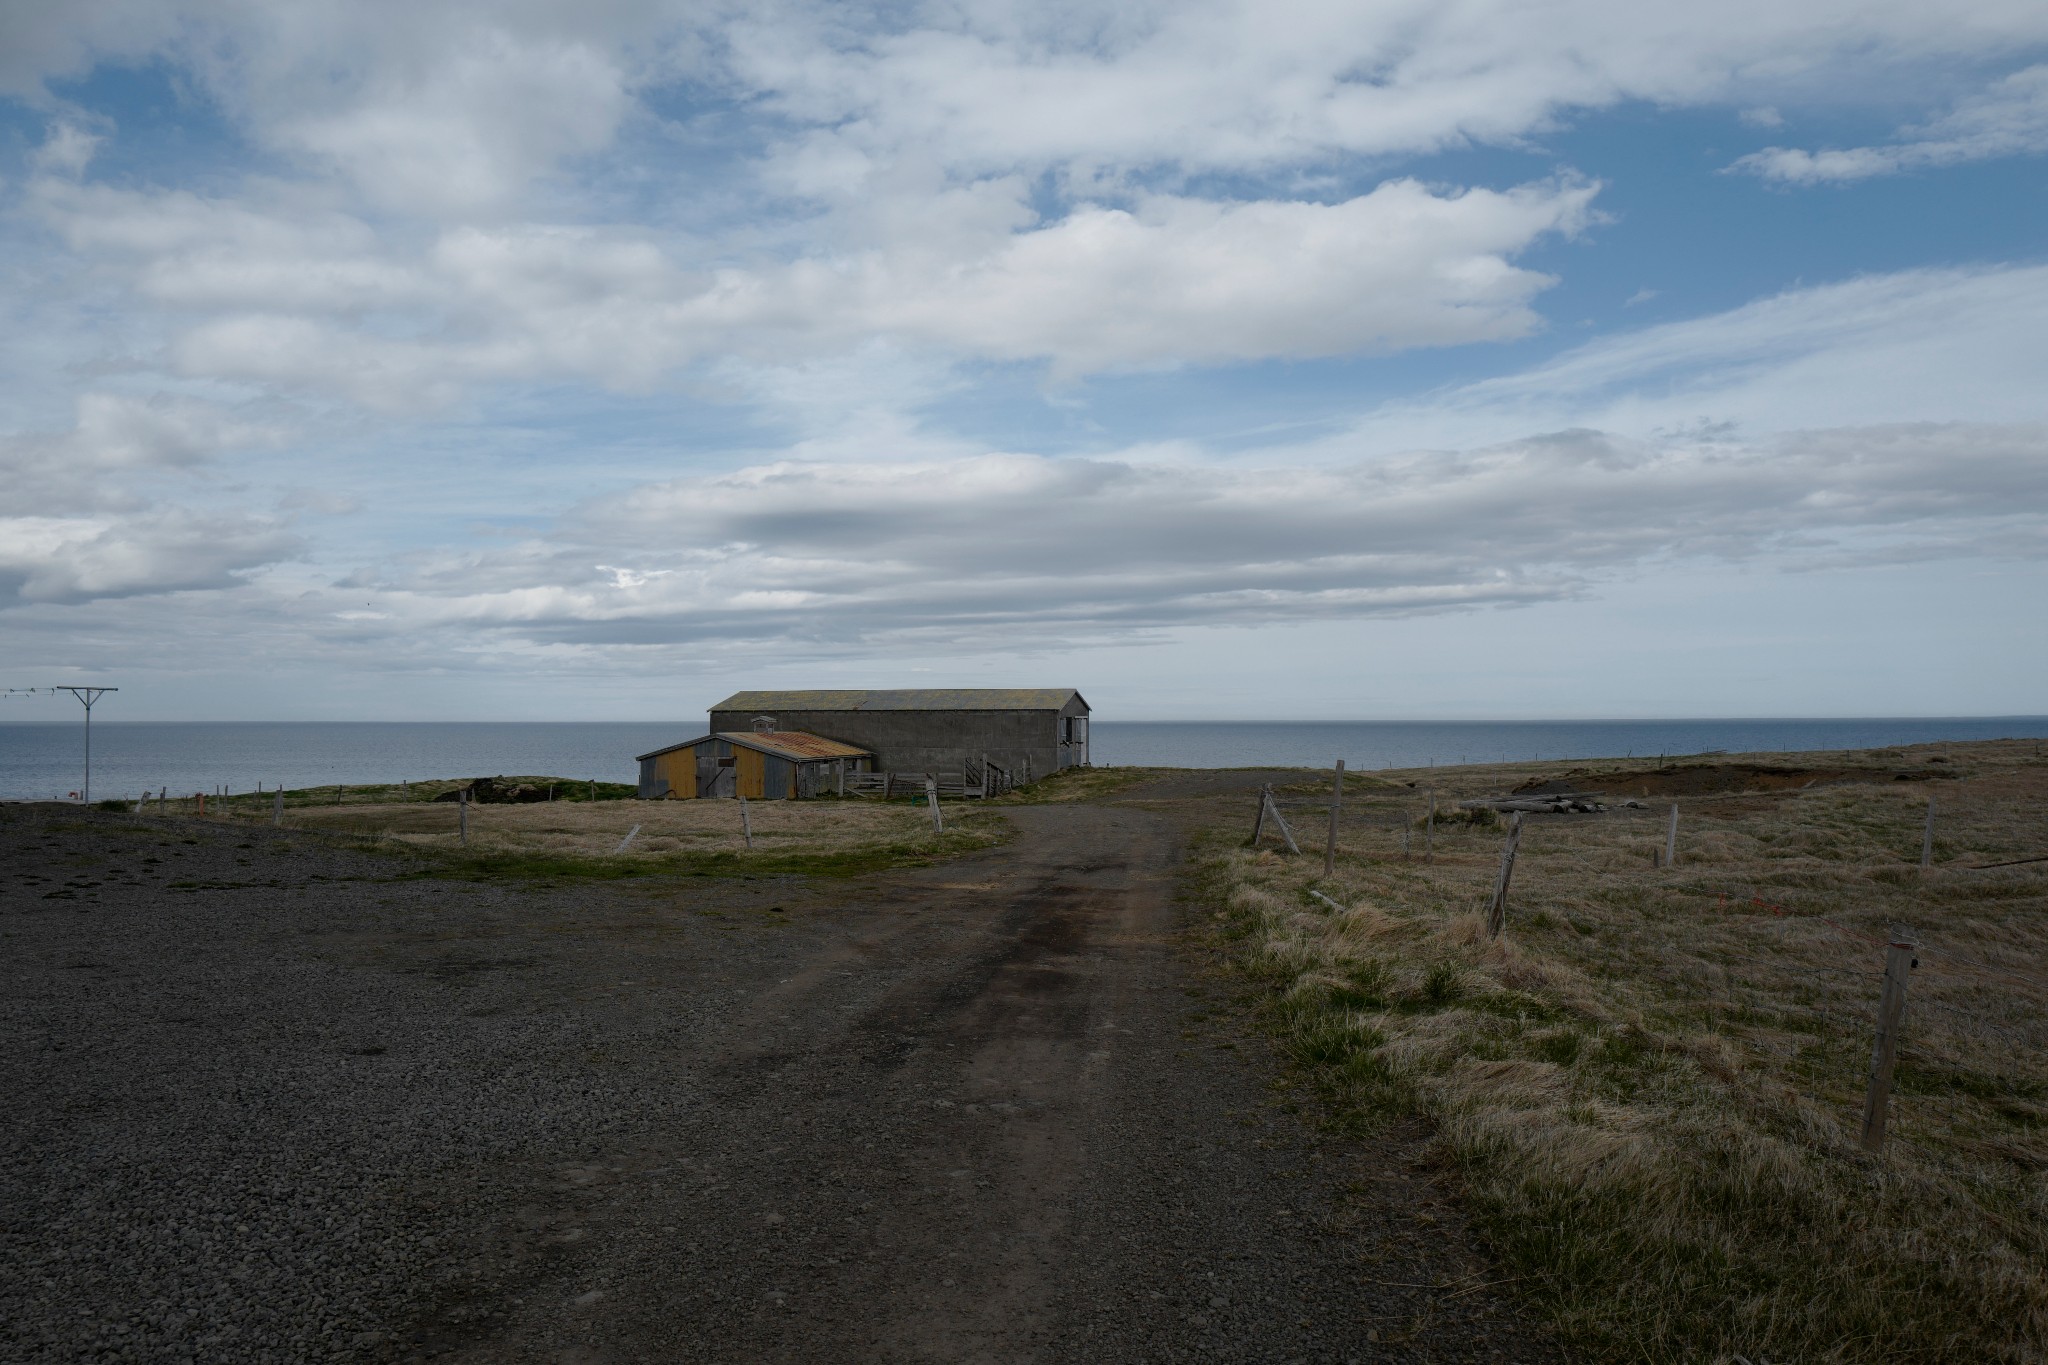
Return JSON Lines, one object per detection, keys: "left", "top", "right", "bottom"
{"left": 3, "top": 782, "right": 1556, "bottom": 1363}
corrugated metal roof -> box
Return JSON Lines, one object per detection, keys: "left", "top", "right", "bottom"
{"left": 635, "top": 730, "right": 871, "bottom": 762}
{"left": 723, "top": 730, "right": 871, "bottom": 761}
{"left": 711, "top": 688, "right": 1084, "bottom": 713}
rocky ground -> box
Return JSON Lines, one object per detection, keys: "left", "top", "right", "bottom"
{"left": 1, "top": 778, "right": 1558, "bottom": 1364}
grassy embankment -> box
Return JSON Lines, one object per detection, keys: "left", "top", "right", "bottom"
{"left": 1202, "top": 739, "right": 2047, "bottom": 1363}
{"left": 193, "top": 778, "right": 1009, "bottom": 879}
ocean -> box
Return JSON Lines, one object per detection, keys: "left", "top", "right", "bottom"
{"left": 3, "top": 717, "right": 2045, "bottom": 802}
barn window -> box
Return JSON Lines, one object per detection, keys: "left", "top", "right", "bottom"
{"left": 718, "top": 756, "right": 736, "bottom": 767}
{"left": 752, "top": 715, "right": 777, "bottom": 732}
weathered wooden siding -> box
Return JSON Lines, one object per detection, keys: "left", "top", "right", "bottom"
{"left": 705, "top": 708, "right": 1086, "bottom": 778}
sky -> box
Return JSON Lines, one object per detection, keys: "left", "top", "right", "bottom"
{"left": 1, "top": 1, "right": 2045, "bottom": 722}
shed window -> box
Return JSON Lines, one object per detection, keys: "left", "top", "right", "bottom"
{"left": 718, "top": 756, "right": 736, "bottom": 767}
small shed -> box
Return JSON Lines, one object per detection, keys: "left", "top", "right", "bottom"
{"left": 636, "top": 730, "right": 872, "bottom": 800}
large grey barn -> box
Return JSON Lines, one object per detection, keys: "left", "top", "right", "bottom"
{"left": 707, "top": 689, "right": 1090, "bottom": 780}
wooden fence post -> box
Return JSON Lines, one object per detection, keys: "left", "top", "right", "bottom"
{"left": 273, "top": 790, "right": 283, "bottom": 826}
{"left": 1250, "top": 786, "right": 1269, "bottom": 843}
{"left": 1486, "top": 813, "right": 1525, "bottom": 938}
{"left": 925, "top": 779, "right": 943, "bottom": 833}
{"left": 1664, "top": 803, "right": 1679, "bottom": 868}
{"left": 1859, "top": 937, "right": 1917, "bottom": 1154}
{"left": 1263, "top": 787, "right": 1301, "bottom": 855}
{"left": 614, "top": 823, "right": 641, "bottom": 854}
{"left": 1325, "top": 759, "right": 1344, "bottom": 875}
{"left": 1919, "top": 796, "right": 1936, "bottom": 873}
{"left": 739, "top": 795, "right": 753, "bottom": 848}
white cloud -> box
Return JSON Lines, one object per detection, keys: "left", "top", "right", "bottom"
{"left": 0, "top": 509, "right": 298, "bottom": 605}
{"left": 306, "top": 421, "right": 2048, "bottom": 655}
{"left": 1348, "top": 264, "right": 2048, "bottom": 449}
{"left": 29, "top": 121, "right": 102, "bottom": 177}
{"left": 0, "top": 391, "right": 281, "bottom": 513}
{"left": 1731, "top": 63, "right": 2048, "bottom": 183}
{"left": 0, "top": 392, "right": 296, "bottom": 605}
{"left": 270, "top": 29, "right": 634, "bottom": 218}
{"left": 30, "top": 174, "right": 1596, "bottom": 404}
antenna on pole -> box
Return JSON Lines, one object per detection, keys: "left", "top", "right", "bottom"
{"left": 7, "top": 686, "right": 117, "bottom": 802}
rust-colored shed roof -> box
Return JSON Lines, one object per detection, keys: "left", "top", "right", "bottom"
{"left": 635, "top": 730, "right": 871, "bottom": 763}
{"left": 711, "top": 688, "right": 1085, "bottom": 713}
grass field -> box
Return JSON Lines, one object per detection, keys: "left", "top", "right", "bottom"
{"left": 1203, "top": 739, "right": 2048, "bottom": 1362}
{"left": 204, "top": 783, "right": 1008, "bottom": 877}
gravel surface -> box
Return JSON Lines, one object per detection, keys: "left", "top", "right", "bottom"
{"left": 2, "top": 787, "right": 1559, "bottom": 1363}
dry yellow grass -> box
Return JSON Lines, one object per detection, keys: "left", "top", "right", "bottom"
{"left": 1206, "top": 738, "right": 2048, "bottom": 1363}
{"left": 224, "top": 792, "right": 1006, "bottom": 873}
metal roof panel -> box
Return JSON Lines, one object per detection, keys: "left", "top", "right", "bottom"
{"left": 636, "top": 730, "right": 871, "bottom": 762}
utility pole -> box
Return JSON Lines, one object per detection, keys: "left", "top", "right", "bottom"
{"left": 56, "top": 688, "right": 116, "bottom": 803}
{"left": 5, "top": 686, "right": 117, "bottom": 802}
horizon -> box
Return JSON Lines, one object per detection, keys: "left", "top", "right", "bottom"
{"left": 7, "top": 713, "right": 2047, "bottom": 726}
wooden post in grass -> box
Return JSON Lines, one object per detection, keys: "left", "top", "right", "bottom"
{"left": 1919, "top": 796, "right": 1936, "bottom": 873}
{"left": 459, "top": 789, "right": 468, "bottom": 847}
{"left": 1486, "top": 813, "right": 1525, "bottom": 939}
{"left": 1259, "top": 786, "right": 1301, "bottom": 854}
{"left": 1325, "top": 759, "right": 1344, "bottom": 875}
{"left": 925, "top": 778, "right": 944, "bottom": 833}
{"left": 1664, "top": 803, "right": 1679, "bottom": 868}
{"left": 1859, "top": 937, "right": 1917, "bottom": 1154}
{"left": 1251, "top": 786, "right": 1269, "bottom": 843}
{"left": 614, "top": 824, "right": 641, "bottom": 854}
{"left": 273, "top": 790, "right": 283, "bottom": 826}
{"left": 739, "top": 795, "right": 753, "bottom": 849}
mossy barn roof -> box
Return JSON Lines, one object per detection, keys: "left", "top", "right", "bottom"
{"left": 711, "top": 689, "right": 1085, "bottom": 712}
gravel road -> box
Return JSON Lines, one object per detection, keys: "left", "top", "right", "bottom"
{"left": 2, "top": 784, "right": 1558, "bottom": 1364}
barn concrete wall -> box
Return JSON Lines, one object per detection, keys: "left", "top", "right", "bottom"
{"left": 708, "top": 707, "right": 1084, "bottom": 779}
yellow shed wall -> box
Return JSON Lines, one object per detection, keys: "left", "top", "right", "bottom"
{"left": 735, "top": 747, "right": 766, "bottom": 799}
{"left": 655, "top": 748, "right": 697, "bottom": 799}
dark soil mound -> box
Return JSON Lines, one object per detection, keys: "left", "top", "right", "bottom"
{"left": 431, "top": 776, "right": 551, "bottom": 804}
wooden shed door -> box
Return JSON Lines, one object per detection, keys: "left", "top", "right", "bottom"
{"left": 735, "top": 748, "right": 767, "bottom": 800}
{"left": 700, "top": 751, "right": 734, "bottom": 798}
